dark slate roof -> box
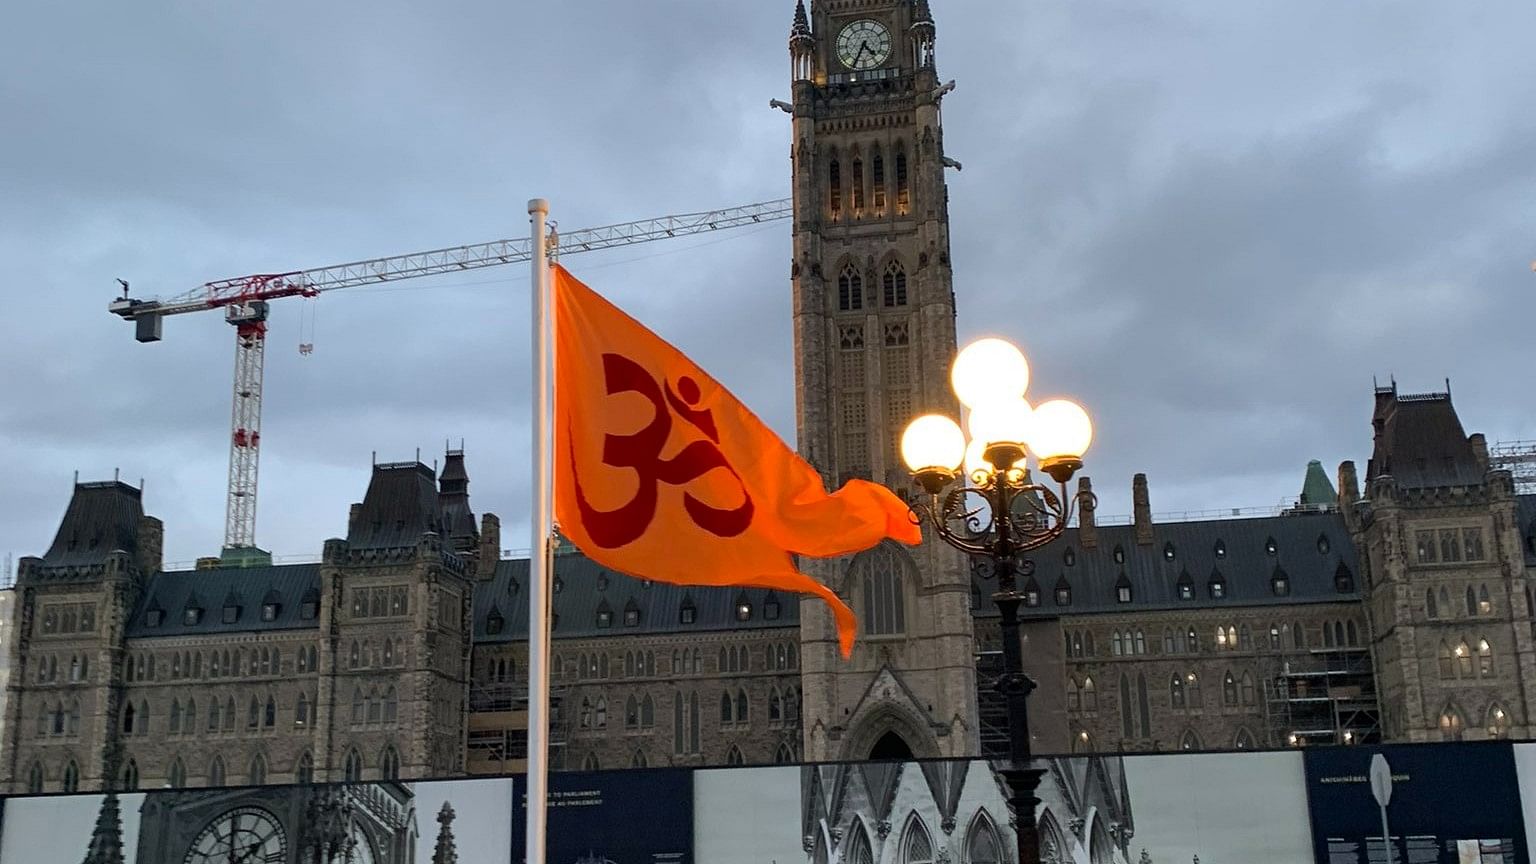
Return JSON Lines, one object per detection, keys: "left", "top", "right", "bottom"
{"left": 348, "top": 462, "right": 445, "bottom": 549}
{"left": 438, "top": 452, "right": 478, "bottom": 549}
{"left": 998, "top": 509, "right": 1359, "bottom": 619}
{"left": 127, "top": 564, "right": 321, "bottom": 637}
{"left": 473, "top": 554, "right": 799, "bottom": 642}
{"left": 39, "top": 481, "right": 144, "bottom": 568}
{"left": 1519, "top": 494, "right": 1536, "bottom": 567}
{"left": 1366, "top": 388, "right": 1483, "bottom": 488}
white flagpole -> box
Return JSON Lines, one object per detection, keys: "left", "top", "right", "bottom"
{"left": 524, "top": 197, "right": 553, "bottom": 864}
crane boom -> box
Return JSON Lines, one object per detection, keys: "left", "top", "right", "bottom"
{"left": 107, "top": 197, "right": 793, "bottom": 559}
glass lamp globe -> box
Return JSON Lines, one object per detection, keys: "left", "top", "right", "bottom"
{"left": 901, "top": 414, "right": 965, "bottom": 474}
{"left": 950, "top": 338, "right": 1029, "bottom": 409}
{"left": 1027, "top": 398, "right": 1092, "bottom": 481}
{"left": 963, "top": 438, "right": 996, "bottom": 482}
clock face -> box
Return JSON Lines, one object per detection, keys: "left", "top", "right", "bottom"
{"left": 836, "top": 19, "right": 892, "bottom": 71}
{"left": 184, "top": 807, "right": 287, "bottom": 864}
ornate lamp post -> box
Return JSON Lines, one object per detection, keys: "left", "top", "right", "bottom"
{"left": 900, "top": 337, "right": 1094, "bottom": 864}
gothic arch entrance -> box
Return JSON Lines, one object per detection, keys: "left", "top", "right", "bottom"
{"left": 869, "top": 730, "right": 914, "bottom": 761}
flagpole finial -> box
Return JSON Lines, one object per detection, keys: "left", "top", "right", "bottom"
{"left": 528, "top": 198, "right": 549, "bottom": 215}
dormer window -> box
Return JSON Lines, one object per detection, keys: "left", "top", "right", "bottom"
{"left": 1334, "top": 562, "right": 1355, "bottom": 594}
{"left": 1115, "top": 573, "right": 1133, "bottom": 604}
{"left": 1272, "top": 567, "right": 1291, "bottom": 597}
{"left": 1177, "top": 570, "right": 1194, "bottom": 601}
{"left": 1214, "top": 540, "right": 1227, "bottom": 559}
{"left": 764, "top": 599, "right": 781, "bottom": 621}
{"left": 1209, "top": 571, "right": 1227, "bottom": 600}
{"left": 596, "top": 573, "right": 609, "bottom": 592}
{"left": 1063, "top": 548, "right": 1076, "bottom": 567}
{"left": 1265, "top": 537, "right": 1278, "bottom": 556}
{"left": 1055, "top": 577, "right": 1072, "bottom": 607}
{"left": 1163, "top": 542, "right": 1176, "bottom": 561}
{"left": 221, "top": 605, "right": 240, "bottom": 625}
{"left": 1112, "top": 545, "right": 1125, "bottom": 565}
{"left": 145, "top": 609, "right": 163, "bottom": 628}
{"left": 184, "top": 607, "right": 202, "bottom": 626}
{"left": 260, "top": 603, "right": 278, "bottom": 622}
{"left": 487, "top": 610, "right": 505, "bottom": 635}
{"left": 1023, "top": 578, "right": 1041, "bottom": 608}
{"left": 680, "top": 598, "right": 697, "bottom": 625}
{"left": 624, "top": 607, "right": 641, "bottom": 627}
{"left": 299, "top": 600, "right": 318, "bottom": 621}
{"left": 1317, "top": 534, "right": 1331, "bottom": 555}
{"left": 595, "top": 607, "right": 613, "bottom": 629}
{"left": 735, "top": 600, "right": 753, "bottom": 622}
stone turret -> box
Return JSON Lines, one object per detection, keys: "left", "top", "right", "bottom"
{"left": 1076, "top": 476, "right": 1097, "bottom": 549}
{"left": 1132, "top": 474, "right": 1153, "bottom": 546}
{"left": 432, "top": 802, "right": 459, "bottom": 864}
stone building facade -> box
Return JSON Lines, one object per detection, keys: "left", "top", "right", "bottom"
{"left": 4, "top": 0, "right": 1535, "bottom": 800}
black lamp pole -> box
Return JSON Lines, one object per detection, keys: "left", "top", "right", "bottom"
{"left": 910, "top": 447, "right": 1088, "bottom": 864}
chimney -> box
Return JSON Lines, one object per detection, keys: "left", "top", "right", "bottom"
{"left": 1338, "top": 461, "right": 1360, "bottom": 508}
{"left": 477, "top": 513, "right": 501, "bottom": 581}
{"left": 348, "top": 503, "right": 362, "bottom": 534}
{"left": 1132, "top": 474, "right": 1153, "bottom": 546}
{"left": 1076, "top": 477, "right": 1097, "bottom": 549}
{"left": 1469, "top": 433, "right": 1489, "bottom": 473}
{"left": 137, "top": 515, "right": 163, "bottom": 574}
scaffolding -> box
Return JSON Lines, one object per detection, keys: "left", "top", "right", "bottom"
{"left": 1491, "top": 440, "right": 1536, "bottom": 494}
{"left": 1265, "top": 646, "right": 1380, "bottom": 747}
{"left": 466, "top": 680, "right": 569, "bottom": 774}
{"left": 975, "top": 649, "right": 1010, "bottom": 759}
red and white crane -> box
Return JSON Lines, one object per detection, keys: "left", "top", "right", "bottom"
{"left": 109, "top": 198, "right": 792, "bottom": 558}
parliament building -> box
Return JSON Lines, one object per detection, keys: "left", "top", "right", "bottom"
{"left": 5, "top": 0, "right": 1534, "bottom": 795}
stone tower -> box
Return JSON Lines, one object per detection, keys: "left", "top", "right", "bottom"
{"left": 788, "top": 0, "right": 977, "bottom": 761}
{"left": 1343, "top": 383, "right": 1536, "bottom": 741}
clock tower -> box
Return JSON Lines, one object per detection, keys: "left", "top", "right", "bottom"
{"left": 787, "top": 0, "right": 978, "bottom": 761}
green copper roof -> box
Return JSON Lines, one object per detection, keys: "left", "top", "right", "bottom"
{"left": 1300, "top": 459, "right": 1337, "bottom": 507}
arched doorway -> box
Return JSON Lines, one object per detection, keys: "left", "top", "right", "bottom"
{"left": 869, "top": 730, "right": 914, "bottom": 761}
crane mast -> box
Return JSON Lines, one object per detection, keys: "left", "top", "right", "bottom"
{"left": 109, "top": 198, "right": 792, "bottom": 560}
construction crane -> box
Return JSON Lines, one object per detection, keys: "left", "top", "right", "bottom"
{"left": 109, "top": 198, "right": 793, "bottom": 561}
{"left": 1491, "top": 440, "right": 1536, "bottom": 494}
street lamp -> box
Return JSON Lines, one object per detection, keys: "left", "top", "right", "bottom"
{"left": 901, "top": 337, "right": 1094, "bottom": 864}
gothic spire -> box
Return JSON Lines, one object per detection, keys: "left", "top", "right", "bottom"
{"left": 81, "top": 794, "right": 125, "bottom": 864}
{"left": 432, "top": 802, "right": 459, "bottom": 864}
{"left": 792, "top": 0, "right": 811, "bottom": 35}
{"left": 913, "top": 0, "right": 933, "bottom": 24}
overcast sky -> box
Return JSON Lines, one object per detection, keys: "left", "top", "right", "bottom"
{"left": 3, "top": 1, "right": 1534, "bottom": 568}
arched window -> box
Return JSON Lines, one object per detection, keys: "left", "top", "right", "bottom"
{"left": 1241, "top": 672, "right": 1255, "bottom": 706}
{"left": 1293, "top": 621, "right": 1305, "bottom": 649}
{"left": 264, "top": 695, "right": 276, "bottom": 728}
{"left": 1187, "top": 627, "right": 1200, "bottom": 652}
{"left": 1111, "top": 632, "right": 1124, "bottom": 656}
{"left": 1136, "top": 674, "right": 1151, "bottom": 738}
{"left": 829, "top": 158, "right": 842, "bottom": 215}
{"left": 726, "top": 745, "right": 745, "bottom": 766}
{"left": 168, "top": 757, "right": 187, "bottom": 789}
{"left": 895, "top": 149, "right": 910, "bottom": 211}
{"left": 1134, "top": 630, "right": 1147, "bottom": 655}
{"left": 1467, "top": 585, "right": 1478, "bottom": 617}
{"left": 1487, "top": 704, "right": 1512, "bottom": 740}
{"left": 851, "top": 156, "right": 865, "bottom": 210}
{"left": 770, "top": 688, "right": 783, "bottom": 722}
{"left": 1427, "top": 588, "right": 1439, "bottom": 619}
{"left": 631, "top": 749, "right": 649, "bottom": 769}
{"left": 594, "top": 696, "right": 607, "bottom": 729}
{"left": 344, "top": 750, "right": 363, "bottom": 783}
{"left": 673, "top": 693, "right": 684, "bottom": 754}
{"left": 384, "top": 687, "right": 399, "bottom": 724}
{"left": 207, "top": 756, "right": 226, "bottom": 788}
{"left": 736, "top": 689, "right": 749, "bottom": 723}
{"left": 26, "top": 762, "right": 44, "bottom": 793}
{"left": 1223, "top": 672, "right": 1238, "bottom": 707}
{"left": 689, "top": 692, "right": 701, "bottom": 753}
{"left": 882, "top": 261, "right": 907, "bottom": 307}
{"left": 295, "top": 648, "right": 306, "bottom": 673}
{"left": 641, "top": 694, "right": 655, "bottom": 728}
{"left": 965, "top": 812, "right": 1001, "bottom": 864}
{"left": 846, "top": 822, "right": 875, "bottom": 864}
{"left": 871, "top": 150, "right": 887, "bottom": 210}
{"left": 1441, "top": 640, "right": 1459, "bottom": 678}
{"left": 1478, "top": 638, "right": 1494, "bottom": 677}
{"left": 1234, "top": 728, "right": 1257, "bottom": 749}
{"left": 582, "top": 752, "right": 601, "bottom": 771}
{"left": 1187, "top": 673, "right": 1202, "bottom": 706}
{"left": 1346, "top": 620, "right": 1359, "bottom": 646}
{"left": 626, "top": 695, "right": 640, "bottom": 730}
{"left": 1170, "top": 675, "right": 1185, "bottom": 708}
{"left": 1118, "top": 675, "right": 1132, "bottom": 738}
{"left": 1180, "top": 729, "right": 1202, "bottom": 751}
{"left": 1239, "top": 624, "right": 1252, "bottom": 649}
{"left": 775, "top": 741, "right": 795, "bottom": 764}
{"left": 353, "top": 688, "right": 366, "bottom": 725}
{"left": 720, "top": 690, "right": 734, "bottom": 724}
{"left": 903, "top": 816, "right": 935, "bottom": 864}
{"left": 248, "top": 754, "right": 267, "bottom": 786}
{"left": 1440, "top": 705, "right": 1465, "bottom": 741}
{"left": 120, "top": 759, "right": 139, "bottom": 790}
{"left": 169, "top": 698, "right": 182, "bottom": 734}
{"left": 248, "top": 695, "right": 260, "bottom": 729}
{"left": 1163, "top": 629, "right": 1176, "bottom": 654}
{"left": 122, "top": 701, "right": 137, "bottom": 734}
{"left": 296, "top": 692, "right": 310, "bottom": 726}
{"left": 296, "top": 752, "right": 314, "bottom": 785}
{"left": 1457, "top": 640, "right": 1474, "bottom": 677}
{"left": 839, "top": 264, "right": 864, "bottom": 312}
{"left": 348, "top": 641, "right": 359, "bottom": 669}
{"left": 1479, "top": 584, "right": 1493, "bottom": 616}
{"left": 718, "top": 647, "right": 728, "bottom": 674}
{"left": 860, "top": 544, "right": 907, "bottom": 635}
{"left": 383, "top": 640, "right": 394, "bottom": 666}
{"left": 381, "top": 746, "right": 400, "bottom": 780}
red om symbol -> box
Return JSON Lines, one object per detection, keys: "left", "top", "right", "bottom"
{"left": 572, "top": 353, "right": 754, "bottom": 548}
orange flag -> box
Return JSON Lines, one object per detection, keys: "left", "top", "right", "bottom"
{"left": 553, "top": 265, "right": 919, "bottom": 657}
